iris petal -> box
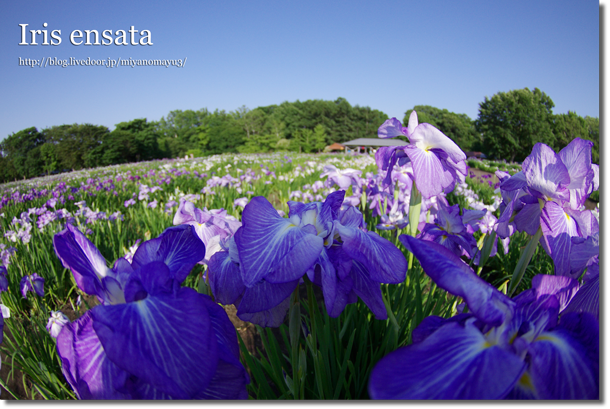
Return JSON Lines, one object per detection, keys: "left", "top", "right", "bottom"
{"left": 528, "top": 324, "right": 598, "bottom": 399}
{"left": 337, "top": 224, "right": 407, "bottom": 284}
{"left": 91, "top": 286, "right": 218, "bottom": 399}
{"left": 56, "top": 311, "right": 130, "bottom": 399}
{"left": 131, "top": 225, "right": 206, "bottom": 283}
{"left": 369, "top": 320, "right": 525, "bottom": 399}
{"left": 208, "top": 250, "right": 246, "bottom": 306}
{"left": 53, "top": 224, "right": 111, "bottom": 299}
{"left": 235, "top": 197, "right": 323, "bottom": 287}
{"left": 400, "top": 235, "right": 514, "bottom": 327}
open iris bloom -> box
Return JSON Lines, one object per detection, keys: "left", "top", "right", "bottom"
{"left": 369, "top": 235, "right": 598, "bottom": 400}
{"left": 173, "top": 199, "right": 241, "bottom": 264}
{"left": 208, "top": 190, "right": 407, "bottom": 326}
{"left": 376, "top": 111, "right": 467, "bottom": 198}
{"left": 418, "top": 202, "right": 478, "bottom": 258}
{"left": 496, "top": 139, "right": 599, "bottom": 276}
{"left": 20, "top": 273, "right": 45, "bottom": 298}
{"left": 53, "top": 223, "right": 249, "bottom": 399}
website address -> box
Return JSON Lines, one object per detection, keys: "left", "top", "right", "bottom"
{"left": 18, "top": 56, "right": 187, "bottom": 68}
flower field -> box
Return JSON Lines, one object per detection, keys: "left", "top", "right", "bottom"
{"left": 0, "top": 113, "right": 599, "bottom": 400}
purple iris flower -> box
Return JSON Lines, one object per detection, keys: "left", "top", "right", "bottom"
{"left": 369, "top": 236, "right": 599, "bottom": 400}
{"left": 376, "top": 111, "right": 467, "bottom": 198}
{"left": 209, "top": 191, "right": 407, "bottom": 325}
{"left": 320, "top": 165, "right": 363, "bottom": 190}
{"left": 497, "top": 140, "right": 599, "bottom": 276}
{"left": 53, "top": 223, "right": 249, "bottom": 399}
{"left": 0, "top": 266, "right": 8, "bottom": 293}
{"left": 419, "top": 202, "right": 477, "bottom": 258}
{"left": 173, "top": 200, "right": 241, "bottom": 264}
{"left": 20, "top": 273, "right": 45, "bottom": 298}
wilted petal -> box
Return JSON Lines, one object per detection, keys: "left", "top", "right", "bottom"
{"left": 513, "top": 202, "right": 542, "bottom": 236}
{"left": 350, "top": 260, "right": 386, "bottom": 320}
{"left": 197, "top": 296, "right": 249, "bottom": 399}
{"left": 131, "top": 225, "right": 206, "bottom": 283}
{"left": 237, "top": 296, "right": 291, "bottom": 327}
{"left": 570, "top": 232, "right": 599, "bottom": 277}
{"left": 237, "top": 279, "right": 298, "bottom": 314}
{"left": 369, "top": 319, "right": 525, "bottom": 399}
{"left": 400, "top": 235, "right": 514, "bottom": 327}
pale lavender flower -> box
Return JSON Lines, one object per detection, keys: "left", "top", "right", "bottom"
{"left": 234, "top": 197, "right": 249, "bottom": 209}
{"left": 47, "top": 311, "right": 70, "bottom": 338}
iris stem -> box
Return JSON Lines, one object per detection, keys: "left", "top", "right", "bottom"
{"left": 507, "top": 228, "right": 543, "bottom": 297}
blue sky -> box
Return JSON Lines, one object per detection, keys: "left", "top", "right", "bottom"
{"left": 0, "top": 0, "right": 600, "bottom": 142}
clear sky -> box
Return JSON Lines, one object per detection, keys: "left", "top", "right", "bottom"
{"left": 0, "top": 0, "right": 600, "bottom": 142}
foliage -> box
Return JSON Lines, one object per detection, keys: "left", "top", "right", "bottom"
{"left": 475, "top": 88, "right": 555, "bottom": 162}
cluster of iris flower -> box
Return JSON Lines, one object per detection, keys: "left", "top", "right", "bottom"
{"left": 205, "top": 189, "right": 408, "bottom": 325}
{"left": 495, "top": 138, "right": 598, "bottom": 267}
{"left": 51, "top": 223, "right": 249, "bottom": 399}
{"left": 367, "top": 115, "right": 599, "bottom": 400}
{"left": 369, "top": 236, "right": 598, "bottom": 400}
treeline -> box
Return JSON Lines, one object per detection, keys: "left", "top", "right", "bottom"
{"left": 0, "top": 90, "right": 599, "bottom": 183}
{"left": 404, "top": 88, "right": 599, "bottom": 164}
{"left": 0, "top": 97, "right": 389, "bottom": 182}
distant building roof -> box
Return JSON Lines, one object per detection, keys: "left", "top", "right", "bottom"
{"left": 327, "top": 142, "right": 345, "bottom": 150}
{"left": 342, "top": 138, "right": 407, "bottom": 147}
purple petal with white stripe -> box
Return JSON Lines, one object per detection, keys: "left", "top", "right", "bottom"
{"left": 522, "top": 143, "right": 570, "bottom": 201}
{"left": 527, "top": 320, "right": 598, "bottom": 399}
{"left": 235, "top": 197, "right": 323, "bottom": 287}
{"left": 53, "top": 223, "right": 112, "bottom": 299}
{"left": 400, "top": 235, "right": 514, "bottom": 327}
{"left": 56, "top": 311, "right": 130, "bottom": 399}
{"left": 337, "top": 224, "right": 406, "bottom": 284}
{"left": 369, "top": 319, "right": 525, "bottom": 399}
{"left": 131, "top": 225, "right": 206, "bottom": 283}
{"left": 90, "top": 286, "right": 218, "bottom": 399}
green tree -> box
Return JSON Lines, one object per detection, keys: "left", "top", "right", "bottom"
{"left": 551, "top": 111, "right": 588, "bottom": 148}
{"left": 475, "top": 88, "right": 555, "bottom": 162}
{"left": 40, "top": 142, "right": 59, "bottom": 175}
{"left": 44, "top": 124, "right": 109, "bottom": 170}
{"left": 583, "top": 116, "right": 600, "bottom": 164}
{"left": 311, "top": 124, "right": 327, "bottom": 152}
{"left": 0, "top": 127, "right": 45, "bottom": 179}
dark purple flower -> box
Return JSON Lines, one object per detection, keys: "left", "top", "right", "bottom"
{"left": 0, "top": 266, "right": 8, "bottom": 293}
{"left": 370, "top": 236, "right": 599, "bottom": 400}
{"left": 209, "top": 191, "right": 407, "bottom": 326}
{"left": 20, "top": 273, "right": 45, "bottom": 298}
{"left": 53, "top": 224, "right": 249, "bottom": 399}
